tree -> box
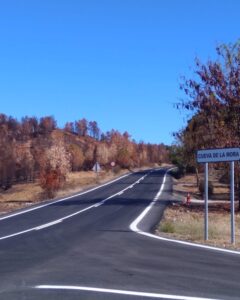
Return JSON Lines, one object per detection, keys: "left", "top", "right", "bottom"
{"left": 173, "top": 112, "right": 219, "bottom": 185}
{"left": 0, "top": 112, "right": 170, "bottom": 193}
{"left": 0, "top": 123, "right": 16, "bottom": 189}
{"left": 68, "top": 144, "right": 84, "bottom": 171}
{"left": 96, "top": 143, "right": 109, "bottom": 165}
{"left": 83, "top": 143, "right": 95, "bottom": 169}
{"left": 21, "top": 116, "right": 39, "bottom": 138}
{"left": 116, "top": 148, "right": 131, "bottom": 169}
{"left": 138, "top": 142, "right": 148, "bottom": 166}
{"left": 100, "top": 133, "right": 107, "bottom": 142}
{"left": 15, "top": 142, "right": 34, "bottom": 182}
{"left": 179, "top": 41, "right": 240, "bottom": 147}
{"left": 178, "top": 40, "right": 240, "bottom": 207}
{"left": 64, "top": 122, "right": 74, "bottom": 133}
{"left": 39, "top": 116, "right": 57, "bottom": 134}
{"left": 89, "top": 121, "right": 100, "bottom": 140}
{"left": 75, "top": 118, "right": 88, "bottom": 136}
{"left": 40, "top": 140, "right": 70, "bottom": 198}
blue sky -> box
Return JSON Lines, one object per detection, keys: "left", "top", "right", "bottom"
{"left": 0, "top": 0, "right": 239, "bottom": 145}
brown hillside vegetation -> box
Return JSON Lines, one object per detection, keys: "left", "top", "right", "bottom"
{"left": 0, "top": 169, "right": 131, "bottom": 215}
{"left": 0, "top": 113, "right": 169, "bottom": 201}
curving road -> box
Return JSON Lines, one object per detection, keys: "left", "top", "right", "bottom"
{"left": 0, "top": 168, "right": 240, "bottom": 300}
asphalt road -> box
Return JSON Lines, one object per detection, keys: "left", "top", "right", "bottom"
{"left": 0, "top": 168, "right": 240, "bottom": 300}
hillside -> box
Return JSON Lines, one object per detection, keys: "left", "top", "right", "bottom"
{"left": 0, "top": 114, "right": 169, "bottom": 198}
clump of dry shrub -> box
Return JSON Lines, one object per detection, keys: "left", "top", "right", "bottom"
{"left": 40, "top": 140, "right": 70, "bottom": 198}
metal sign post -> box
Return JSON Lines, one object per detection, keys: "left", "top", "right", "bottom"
{"left": 230, "top": 161, "right": 235, "bottom": 244}
{"left": 93, "top": 162, "right": 101, "bottom": 183}
{"left": 92, "top": 162, "right": 101, "bottom": 173}
{"left": 204, "top": 163, "right": 209, "bottom": 241}
{"left": 197, "top": 147, "right": 240, "bottom": 244}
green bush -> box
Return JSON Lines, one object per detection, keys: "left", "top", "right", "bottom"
{"left": 198, "top": 180, "right": 214, "bottom": 197}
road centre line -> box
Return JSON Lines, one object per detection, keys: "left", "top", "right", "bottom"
{"left": 0, "top": 173, "right": 132, "bottom": 221}
{"left": 35, "top": 220, "right": 62, "bottom": 230}
{"left": 0, "top": 204, "right": 96, "bottom": 241}
{"left": 130, "top": 169, "right": 240, "bottom": 256}
{"left": 0, "top": 173, "right": 148, "bottom": 241}
{"left": 35, "top": 285, "right": 220, "bottom": 300}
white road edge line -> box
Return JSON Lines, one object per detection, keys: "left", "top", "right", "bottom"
{"left": 0, "top": 173, "right": 131, "bottom": 221}
{"left": 35, "top": 285, "right": 220, "bottom": 300}
{"left": 0, "top": 173, "right": 147, "bottom": 241}
{"left": 130, "top": 169, "right": 240, "bottom": 256}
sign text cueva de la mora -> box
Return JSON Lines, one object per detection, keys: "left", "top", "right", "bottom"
{"left": 197, "top": 148, "right": 240, "bottom": 163}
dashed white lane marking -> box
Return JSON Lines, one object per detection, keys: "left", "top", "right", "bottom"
{"left": 0, "top": 173, "right": 148, "bottom": 241}
{"left": 35, "top": 285, "right": 220, "bottom": 300}
{"left": 35, "top": 220, "right": 62, "bottom": 230}
{"left": 0, "top": 204, "right": 97, "bottom": 241}
{"left": 0, "top": 173, "right": 132, "bottom": 221}
{"left": 130, "top": 169, "right": 240, "bottom": 256}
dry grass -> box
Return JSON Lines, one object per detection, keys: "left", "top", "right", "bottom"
{"left": 0, "top": 182, "right": 43, "bottom": 215}
{"left": 56, "top": 169, "right": 129, "bottom": 198}
{"left": 157, "top": 204, "right": 240, "bottom": 250}
{"left": 0, "top": 170, "right": 128, "bottom": 215}
{"left": 0, "top": 166, "right": 147, "bottom": 216}
{"left": 158, "top": 170, "right": 240, "bottom": 250}
{"left": 173, "top": 171, "right": 230, "bottom": 201}
{"left": 173, "top": 174, "right": 199, "bottom": 194}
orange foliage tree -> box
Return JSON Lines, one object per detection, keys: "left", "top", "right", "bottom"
{"left": 40, "top": 140, "right": 70, "bottom": 198}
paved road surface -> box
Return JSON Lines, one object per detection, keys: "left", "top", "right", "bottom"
{"left": 0, "top": 168, "right": 240, "bottom": 300}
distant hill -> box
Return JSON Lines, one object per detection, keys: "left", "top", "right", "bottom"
{"left": 0, "top": 113, "right": 169, "bottom": 191}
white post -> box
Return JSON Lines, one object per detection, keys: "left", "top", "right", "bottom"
{"left": 204, "top": 163, "right": 209, "bottom": 241}
{"left": 230, "top": 161, "right": 235, "bottom": 244}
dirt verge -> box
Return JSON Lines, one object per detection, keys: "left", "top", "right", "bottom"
{"left": 156, "top": 172, "right": 240, "bottom": 251}
{"left": 0, "top": 166, "right": 153, "bottom": 216}
{"left": 0, "top": 170, "right": 129, "bottom": 216}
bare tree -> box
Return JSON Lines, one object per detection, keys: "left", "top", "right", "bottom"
{"left": 39, "top": 116, "right": 57, "bottom": 134}
{"left": 75, "top": 118, "right": 88, "bottom": 136}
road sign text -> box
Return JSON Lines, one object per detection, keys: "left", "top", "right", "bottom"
{"left": 197, "top": 148, "right": 240, "bottom": 163}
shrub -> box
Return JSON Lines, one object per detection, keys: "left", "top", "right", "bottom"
{"left": 117, "top": 148, "right": 131, "bottom": 169}
{"left": 170, "top": 167, "right": 185, "bottom": 179}
{"left": 112, "top": 165, "right": 121, "bottom": 174}
{"left": 186, "top": 165, "right": 196, "bottom": 174}
{"left": 160, "top": 221, "right": 175, "bottom": 233}
{"left": 68, "top": 144, "right": 84, "bottom": 171}
{"left": 40, "top": 168, "right": 64, "bottom": 198}
{"left": 198, "top": 180, "right": 214, "bottom": 197}
{"left": 40, "top": 140, "right": 70, "bottom": 198}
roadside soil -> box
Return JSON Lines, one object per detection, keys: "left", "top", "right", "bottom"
{"left": 172, "top": 170, "right": 230, "bottom": 201}
{"left": 157, "top": 171, "right": 240, "bottom": 250}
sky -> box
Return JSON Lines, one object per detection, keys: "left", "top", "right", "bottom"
{"left": 0, "top": 0, "right": 239, "bottom": 145}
